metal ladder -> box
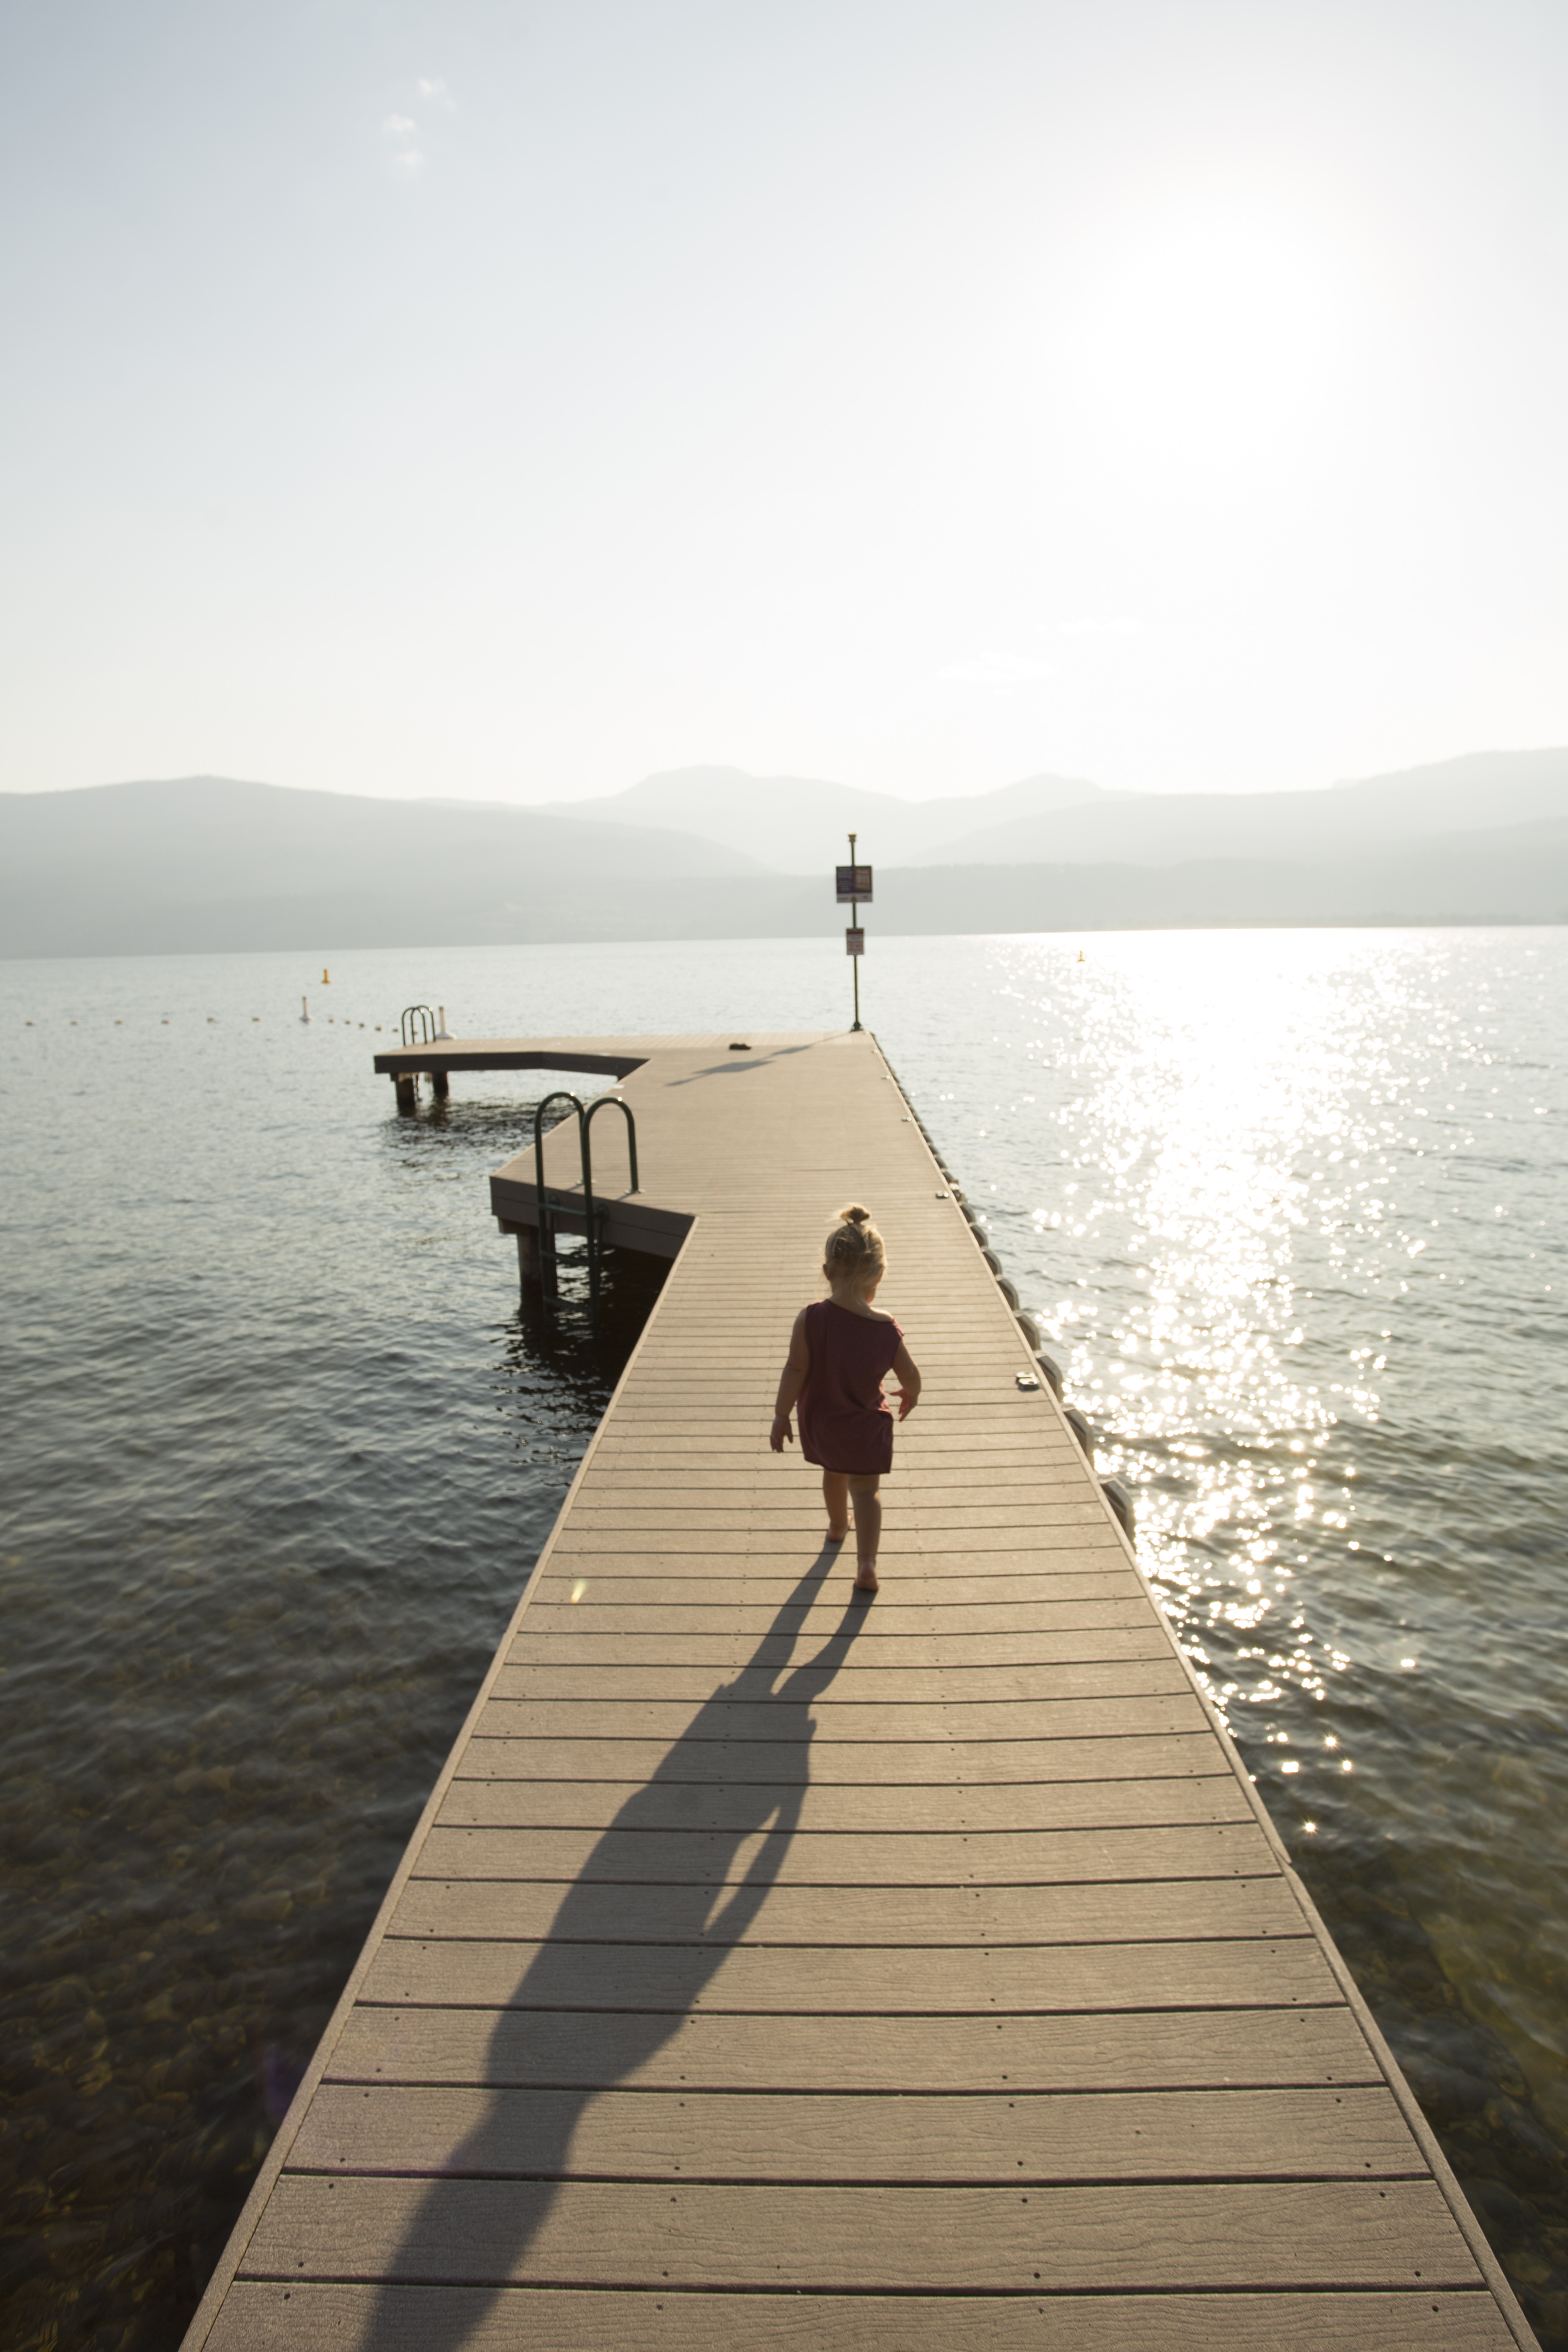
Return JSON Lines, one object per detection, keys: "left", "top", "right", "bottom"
{"left": 531, "top": 1091, "right": 640, "bottom": 1309}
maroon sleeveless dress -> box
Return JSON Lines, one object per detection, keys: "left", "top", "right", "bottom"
{"left": 797, "top": 1300, "right": 904, "bottom": 1475}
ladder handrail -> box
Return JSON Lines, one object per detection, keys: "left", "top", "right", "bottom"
{"left": 400, "top": 1003, "right": 435, "bottom": 1045}
{"left": 583, "top": 1093, "right": 638, "bottom": 1198}
{"left": 533, "top": 1090, "right": 589, "bottom": 1216}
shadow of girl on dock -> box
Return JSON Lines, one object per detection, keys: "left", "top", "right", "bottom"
{"left": 363, "top": 1546, "right": 870, "bottom": 2347}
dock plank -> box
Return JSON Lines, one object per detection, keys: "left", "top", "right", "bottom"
{"left": 487, "top": 1661, "right": 1191, "bottom": 1702}
{"left": 239, "top": 2175, "right": 1480, "bottom": 2291}
{"left": 206, "top": 2283, "right": 1522, "bottom": 2351}
{"left": 290, "top": 2081, "right": 1422, "bottom": 2182}
{"left": 436, "top": 1770, "right": 1249, "bottom": 1827}
{"left": 472, "top": 1693, "right": 1212, "bottom": 1741}
{"left": 411, "top": 1820, "right": 1275, "bottom": 1885}
{"left": 456, "top": 1729, "right": 1230, "bottom": 1785}
{"left": 361, "top": 1935, "right": 1336, "bottom": 2012}
{"left": 386, "top": 1875, "right": 1305, "bottom": 1946}
{"left": 498, "top": 1628, "right": 1175, "bottom": 1664}
{"left": 326, "top": 2002, "right": 1383, "bottom": 2092}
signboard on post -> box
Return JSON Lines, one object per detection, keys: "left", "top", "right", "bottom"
{"left": 839, "top": 832, "right": 868, "bottom": 1030}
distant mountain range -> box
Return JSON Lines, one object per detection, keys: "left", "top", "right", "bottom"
{"left": 534, "top": 750, "right": 1568, "bottom": 871}
{"left": 2, "top": 753, "right": 1567, "bottom": 957}
{"left": 530, "top": 766, "right": 1111, "bottom": 872}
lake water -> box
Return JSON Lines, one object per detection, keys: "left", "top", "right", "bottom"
{"left": 3, "top": 928, "right": 1565, "bottom": 2350}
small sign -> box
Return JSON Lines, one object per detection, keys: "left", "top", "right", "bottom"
{"left": 845, "top": 927, "right": 865, "bottom": 957}
{"left": 835, "top": 864, "right": 873, "bottom": 903}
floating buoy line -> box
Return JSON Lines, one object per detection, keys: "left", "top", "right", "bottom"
{"left": 26, "top": 1001, "right": 392, "bottom": 1032}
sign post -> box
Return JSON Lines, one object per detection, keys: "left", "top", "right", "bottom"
{"left": 835, "top": 833, "right": 872, "bottom": 1031}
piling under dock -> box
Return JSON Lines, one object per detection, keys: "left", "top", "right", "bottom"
{"left": 185, "top": 1028, "right": 1535, "bottom": 2349}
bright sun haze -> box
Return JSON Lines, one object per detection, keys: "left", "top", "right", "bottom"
{"left": 1, "top": 0, "right": 1563, "bottom": 801}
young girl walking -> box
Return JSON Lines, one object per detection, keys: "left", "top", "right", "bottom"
{"left": 769, "top": 1204, "right": 921, "bottom": 1593}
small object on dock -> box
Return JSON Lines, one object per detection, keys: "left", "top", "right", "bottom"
{"left": 934, "top": 1188, "right": 948, "bottom": 1198}
{"left": 1015, "top": 1370, "right": 1041, "bottom": 1391}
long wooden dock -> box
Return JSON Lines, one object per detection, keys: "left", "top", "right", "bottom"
{"left": 186, "top": 1028, "right": 1534, "bottom": 2348}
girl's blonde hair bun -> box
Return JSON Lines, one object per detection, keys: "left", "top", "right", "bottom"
{"left": 825, "top": 1202, "right": 886, "bottom": 1285}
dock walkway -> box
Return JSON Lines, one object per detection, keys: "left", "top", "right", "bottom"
{"left": 186, "top": 1030, "right": 1533, "bottom": 2349}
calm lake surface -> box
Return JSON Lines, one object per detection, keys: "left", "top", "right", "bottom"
{"left": 3, "top": 928, "right": 1565, "bottom": 2349}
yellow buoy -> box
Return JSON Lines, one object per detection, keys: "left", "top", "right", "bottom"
{"left": 322, "top": 967, "right": 330, "bottom": 984}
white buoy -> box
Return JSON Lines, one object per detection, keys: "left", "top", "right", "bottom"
{"left": 434, "top": 1004, "right": 453, "bottom": 1039}
{"left": 300, "top": 995, "right": 310, "bottom": 1023}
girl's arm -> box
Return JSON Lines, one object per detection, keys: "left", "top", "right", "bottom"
{"left": 890, "top": 1339, "right": 921, "bottom": 1420}
{"left": 770, "top": 1310, "right": 811, "bottom": 1451}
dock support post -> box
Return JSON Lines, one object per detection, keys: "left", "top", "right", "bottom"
{"left": 430, "top": 1068, "right": 449, "bottom": 1100}
{"left": 394, "top": 1073, "right": 417, "bottom": 1112}
{"left": 516, "top": 1225, "right": 543, "bottom": 1285}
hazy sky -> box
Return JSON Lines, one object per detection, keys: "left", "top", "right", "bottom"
{"left": 4, "top": 0, "right": 1565, "bottom": 804}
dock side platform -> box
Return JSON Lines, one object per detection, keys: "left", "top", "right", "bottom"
{"left": 185, "top": 1030, "right": 1535, "bottom": 2349}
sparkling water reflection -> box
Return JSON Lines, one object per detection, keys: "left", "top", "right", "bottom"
{"left": 3, "top": 930, "right": 1565, "bottom": 2347}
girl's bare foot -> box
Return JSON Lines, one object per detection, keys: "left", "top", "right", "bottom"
{"left": 826, "top": 1525, "right": 850, "bottom": 1544}
{"left": 854, "top": 1562, "right": 879, "bottom": 1592}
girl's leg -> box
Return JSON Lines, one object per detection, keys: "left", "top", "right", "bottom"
{"left": 822, "top": 1471, "right": 850, "bottom": 1541}
{"left": 848, "top": 1474, "right": 881, "bottom": 1589}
